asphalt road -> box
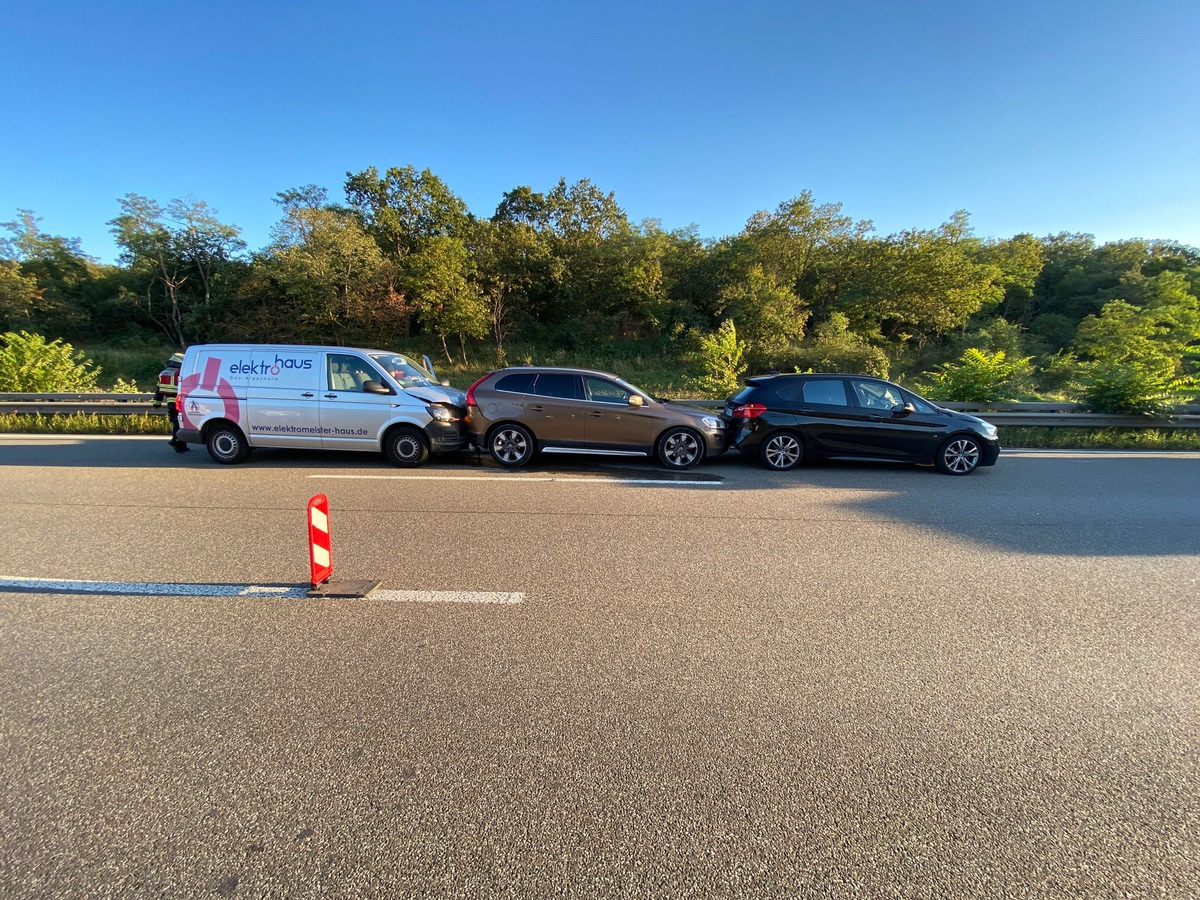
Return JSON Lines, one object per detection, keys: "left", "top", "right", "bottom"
{"left": 1, "top": 435, "right": 1198, "bottom": 898}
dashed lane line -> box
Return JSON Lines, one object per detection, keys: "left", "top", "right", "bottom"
{"left": 0, "top": 576, "right": 523, "bottom": 603}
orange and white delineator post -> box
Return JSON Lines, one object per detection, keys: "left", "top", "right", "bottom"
{"left": 308, "top": 494, "right": 333, "bottom": 588}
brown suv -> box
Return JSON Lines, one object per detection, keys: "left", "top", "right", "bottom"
{"left": 465, "top": 367, "right": 726, "bottom": 470}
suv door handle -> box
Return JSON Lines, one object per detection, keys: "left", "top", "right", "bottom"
{"left": 528, "top": 404, "right": 545, "bottom": 412}
{"left": 588, "top": 412, "right": 604, "bottom": 418}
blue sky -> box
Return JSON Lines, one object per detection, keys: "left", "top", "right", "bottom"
{"left": 2, "top": 0, "right": 1198, "bottom": 263}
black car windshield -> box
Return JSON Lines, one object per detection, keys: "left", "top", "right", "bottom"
{"left": 370, "top": 353, "right": 437, "bottom": 387}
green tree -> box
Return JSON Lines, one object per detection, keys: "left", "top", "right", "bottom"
{"left": 792, "top": 312, "right": 890, "bottom": 377}
{"left": 406, "top": 236, "right": 489, "bottom": 362}
{"left": 689, "top": 319, "right": 747, "bottom": 397}
{"left": 109, "top": 194, "right": 245, "bottom": 346}
{"left": 920, "top": 348, "right": 1033, "bottom": 402}
{"left": 0, "top": 331, "right": 100, "bottom": 391}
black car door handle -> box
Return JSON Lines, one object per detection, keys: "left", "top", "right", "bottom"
{"left": 868, "top": 415, "right": 883, "bottom": 421}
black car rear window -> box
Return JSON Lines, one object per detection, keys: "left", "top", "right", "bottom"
{"left": 494, "top": 372, "right": 536, "bottom": 394}
{"left": 531, "top": 373, "right": 582, "bottom": 400}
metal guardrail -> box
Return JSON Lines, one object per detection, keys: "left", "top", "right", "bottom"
{"left": 0, "top": 393, "right": 1197, "bottom": 428}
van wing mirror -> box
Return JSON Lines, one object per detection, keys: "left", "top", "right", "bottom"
{"left": 362, "top": 380, "right": 392, "bottom": 395}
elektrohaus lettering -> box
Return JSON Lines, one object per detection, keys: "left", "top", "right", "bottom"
{"left": 228, "top": 354, "right": 314, "bottom": 377}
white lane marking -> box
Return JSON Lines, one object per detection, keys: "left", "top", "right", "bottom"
{"left": 311, "top": 474, "right": 723, "bottom": 486}
{"left": 0, "top": 576, "right": 308, "bottom": 598}
{"left": 0, "top": 577, "right": 524, "bottom": 604}
{"left": 371, "top": 590, "right": 524, "bottom": 604}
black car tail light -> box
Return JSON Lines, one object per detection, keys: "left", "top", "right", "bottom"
{"left": 732, "top": 403, "right": 767, "bottom": 419}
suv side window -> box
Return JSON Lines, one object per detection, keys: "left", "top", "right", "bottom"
{"left": 531, "top": 373, "right": 582, "bottom": 400}
{"left": 583, "top": 376, "right": 631, "bottom": 404}
{"left": 494, "top": 372, "right": 536, "bottom": 395}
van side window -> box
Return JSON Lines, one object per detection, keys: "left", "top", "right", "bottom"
{"left": 328, "top": 354, "right": 383, "bottom": 392}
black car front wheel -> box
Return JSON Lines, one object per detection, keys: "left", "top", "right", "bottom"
{"left": 760, "top": 432, "right": 804, "bottom": 471}
{"left": 490, "top": 424, "right": 535, "bottom": 467}
{"left": 936, "top": 435, "right": 982, "bottom": 475}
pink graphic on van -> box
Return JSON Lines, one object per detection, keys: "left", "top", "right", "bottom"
{"left": 180, "top": 356, "right": 241, "bottom": 428}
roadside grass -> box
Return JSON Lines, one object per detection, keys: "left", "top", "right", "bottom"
{"left": 0, "top": 413, "right": 170, "bottom": 435}
{"left": 2, "top": 413, "right": 1197, "bottom": 451}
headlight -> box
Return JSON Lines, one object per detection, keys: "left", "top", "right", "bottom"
{"left": 702, "top": 416, "right": 724, "bottom": 430}
{"left": 981, "top": 422, "right": 998, "bottom": 437}
{"left": 426, "top": 405, "right": 454, "bottom": 423}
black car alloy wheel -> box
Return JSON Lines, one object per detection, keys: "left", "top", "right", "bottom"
{"left": 760, "top": 431, "right": 804, "bottom": 471}
{"left": 937, "top": 435, "right": 982, "bottom": 475}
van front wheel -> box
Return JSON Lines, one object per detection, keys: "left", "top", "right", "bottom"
{"left": 206, "top": 423, "right": 250, "bottom": 465}
{"left": 385, "top": 426, "right": 430, "bottom": 467}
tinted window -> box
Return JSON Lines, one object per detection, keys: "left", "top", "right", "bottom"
{"left": 494, "top": 372, "right": 536, "bottom": 394}
{"left": 851, "top": 380, "right": 904, "bottom": 410}
{"left": 798, "top": 380, "right": 849, "bottom": 406}
{"left": 531, "top": 373, "right": 581, "bottom": 400}
{"left": 731, "top": 386, "right": 757, "bottom": 404}
{"left": 584, "top": 376, "right": 631, "bottom": 404}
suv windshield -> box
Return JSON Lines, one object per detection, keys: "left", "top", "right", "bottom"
{"left": 370, "top": 353, "right": 437, "bottom": 388}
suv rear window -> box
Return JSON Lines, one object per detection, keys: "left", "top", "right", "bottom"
{"left": 494, "top": 372, "right": 536, "bottom": 394}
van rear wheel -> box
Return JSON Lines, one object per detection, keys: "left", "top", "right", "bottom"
{"left": 206, "top": 423, "right": 250, "bottom": 465}
{"left": 385, "top": 426, "right": 430, "bottom": 467}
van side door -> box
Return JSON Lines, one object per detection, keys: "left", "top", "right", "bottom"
{"left": 244, "top": 348, "right": 323, "bottom": 448}
{"left": 319, "top": 352, "right": 403, "bottom": 450}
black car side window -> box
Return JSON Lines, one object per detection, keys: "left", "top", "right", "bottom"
{"left": 799, "top": 380, "right": 849, "bottom": 406}
{"left": 531, "top": 373, "right": 582, "bottom": 400}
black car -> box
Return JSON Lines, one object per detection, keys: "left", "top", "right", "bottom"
{"left": 725, "top": 373, "right": 1000, "bottom": 475}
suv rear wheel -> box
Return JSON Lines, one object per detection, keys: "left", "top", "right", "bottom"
{"left": 490, "top": 424, "right": 535, "bottom": 467}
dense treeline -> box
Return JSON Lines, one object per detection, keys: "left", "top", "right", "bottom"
{"left": 2, "top": 165, "right": 1198, "bottom": 410}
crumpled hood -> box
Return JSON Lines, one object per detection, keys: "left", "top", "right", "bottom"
{"left": 403, "top": 384, "right": 467, "bottom": 408}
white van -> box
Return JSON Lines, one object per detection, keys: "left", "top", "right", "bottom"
{"left": 175, "top": 344, "right": 467, "bottom": 466}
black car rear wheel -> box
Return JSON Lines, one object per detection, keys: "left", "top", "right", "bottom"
{"left": 936, "top": 435, "right": 982, "bottom": 475}
{"left": 490, "top": 424, "right": 535, "bottom": 467}
{"left": 760, "top": 432, "right": 804, "bottom": 471}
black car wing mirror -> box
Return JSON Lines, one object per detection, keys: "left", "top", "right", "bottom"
{"left": 897, "top": 402, "right": 916, "bottom": 415}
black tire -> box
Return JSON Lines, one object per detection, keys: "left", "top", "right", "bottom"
{"left": 206, "top": 422, "right": 250, "bottom": 465}
{"left": 489, "top": 424, "right": 535, "bottom": 468}
{"left": 657, "top": 427, "right": 704, "bottom": 470}
{"left": 759, "top": 431, "right": 804, "bottom": 471}
{"left": 936, "top": 434, "right": 982, "bottom": 475}
{"left": 385, "top": 426, "right": 430, "bottom": 467}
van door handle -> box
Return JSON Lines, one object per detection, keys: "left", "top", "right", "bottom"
{"left": 324, "top": 393, "right": 338, "bottom": 399}
{"left": 302, "top": 392, "right": 314, "bottom": 398}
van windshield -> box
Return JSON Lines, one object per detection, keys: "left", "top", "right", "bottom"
{"left": 370, "top": 353, "right": 437, "bottom": 388}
